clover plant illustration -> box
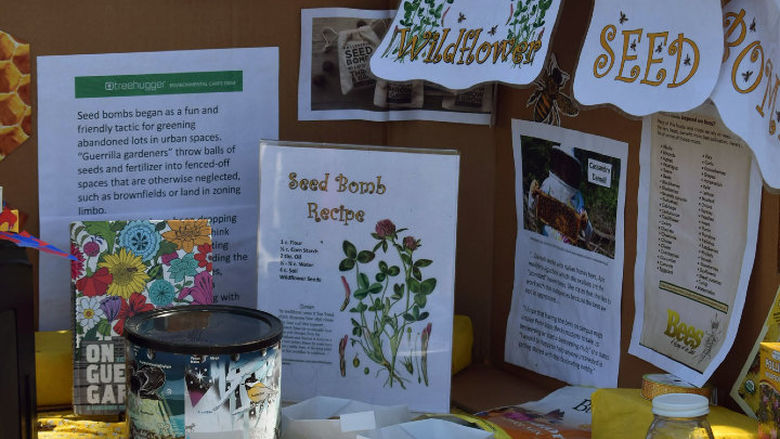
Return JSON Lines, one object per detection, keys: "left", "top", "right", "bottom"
{"left": 338, "top": 219, "right": 435, "bottom": 388}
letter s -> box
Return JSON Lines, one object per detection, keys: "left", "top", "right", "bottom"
{"left": 594, "top": 25, "right": 616, "bottom": 78}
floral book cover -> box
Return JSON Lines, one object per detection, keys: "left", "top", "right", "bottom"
{"left": 256, "top": 140, "right": 459, "bottom": 413}
{"left": 70, "top": 219, "right": 213, "bottom": 415}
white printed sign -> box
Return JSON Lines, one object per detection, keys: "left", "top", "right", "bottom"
{"left": 710, "top": 0, "right": 780, "bottom": 190}
{"left": 573, "top": 0, "right": 723, "bottom": 116}
{"left": 257, "top": 141, "right": 459, "bottom": 413}
{"left": 587, "top": 159, "right": 612, "bottom": 188}
{"left": 370, "top": 0, "right": 563, "bottom": 90}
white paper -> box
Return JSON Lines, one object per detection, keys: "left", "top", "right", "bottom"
{"left": 370, "top": 0, "right": 563, "bottom": 90}
{"left": 504, "top": 120, "right": 628, "bottom": 388}
{"left": 37, "top": 48, "right": 278, "bottom": 329}
{"left": 281, "top": 396, "right": 411, "bottom": 439}
{"left": 356, "top": 419, "right": 493, "bottom": 439}
{"left": 629, "top": 103, "right": 761, "bottom": 387}
{"left": 257, "top": 141, "right": 458, "bottom": 413}
{"left": 573, "top": 0, "right": 723, "bottom": 116}
{"left": 710, "top": 0, "right": 780, "bottom": 190}
{"left": 299, "top": 8, "right": 494, "bottom": 125}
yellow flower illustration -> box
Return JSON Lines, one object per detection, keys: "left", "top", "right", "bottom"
{"left": 98, "top": 248, "right": 149, "bottom": 299}
{"left": 162, "top": 219, "right": 211, "bottom": 253}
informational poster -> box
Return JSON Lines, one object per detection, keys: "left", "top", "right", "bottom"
{"left": 37, "top": 48, "right": 278, "bottom": 330}
{"left": 710, "top": 0, "right": 780, "bottom": 190}
{"left": 731, "top": 285, "right": 780, "bottom": 418}
{"left": 299, "top": 8, "right": 494, "bottom": 125}
{"left": 629, "top": 103, "right": 761, "bottom": 387}
{"left": 256, "top": 141, "right": 458, "bottom": 413}
{"left": 573, "top": 0, "right": 723, "bottom": 116}
{"left": 370, "top": 0, "right": 563, "bottom": 90}
{"left": 504, "top": 120, "right": 628, "bottom": 388}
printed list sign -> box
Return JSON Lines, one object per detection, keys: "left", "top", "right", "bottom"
{"left": 573, "top": 0, "right": 723, "bottom": 116}
{"left": 37, "top": 48, "right": 278, "bottom": 330}
{"left": 256, "top": 141, "right": 459, "bottom": 413}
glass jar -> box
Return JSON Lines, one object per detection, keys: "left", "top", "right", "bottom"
{"left": 645, "top": 393, "right": 714, "bottom": 439}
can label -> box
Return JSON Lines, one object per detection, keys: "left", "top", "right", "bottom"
{"left": 127, "top": 343, "right": 281, "bottom": 438}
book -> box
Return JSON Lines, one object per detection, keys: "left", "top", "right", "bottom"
{"left": 70, "top": 219, "right": 213, "bottom": 415}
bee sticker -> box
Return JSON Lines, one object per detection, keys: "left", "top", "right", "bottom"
{"left": 684, "top": 54, "right": 691, "bottom": 66}
{"left": 488, "top": 25, "right": 498, "bottom": 36}
{"left": 742, "top": 70, "right": 753, "bottom": 83}
{"left": 749, "top": 17, "right": 756, "bottom": 32}
{"left": 457, "top": 12, "right": 466, "bottom": 23}
{"left": 527, "top": 53, "right": 579, "bottom": 126}
{"left": 619, "top": 11, "right": 628, "bottom": 24}
{"left": 629, "top": 39, "right": 637, "bottom": 51}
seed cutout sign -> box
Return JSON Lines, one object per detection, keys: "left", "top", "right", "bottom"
{"left": 711, "top": 0, "right": 780, "bottom": 190}
{"left": 573, "top": 0, "right": 723, "bottom": 116}
{"left": 370, "top": 0, "right": 563, "bottom": 90}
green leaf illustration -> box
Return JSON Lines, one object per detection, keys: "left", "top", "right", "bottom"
{"left": 353, "top": 327, "right": 362, "bottom": 336}
{"left": 388, "top": 265, "right": 401, "bottom": 276}
{"left": 408, "top": 278, "right": 421, "bottom": 293}
{"left": 351, "top": 318, "right": 361, "bottom": 328}
{"left": 156, "top": 240, "right": 178, "bottom": 259}
{"left": 358, "top": 273, "right": 369, "bottom": 290}
{"left": 339, "top": 258, "right": 355, "bottom": 271}
{"left": 343, "top": 240, "right": 357, "bottom": 259}
{"left": 357, "top": 250, "right": 375, "bottom": 263}
{"left": 376, "top": 272, "right": 386, "bottom": 282}
{"left": 83, "top": 221, "right": 116, "bottom": 252}
{"left": 418, "top": 311, "right": 430, "bottom": 321}
{"left": 368, "top": 283, "right": 383, "bottom": 294}
{"left": 379, "top": 260, "right": 388, "bottom": 272}
{"left": 420, "top": 278, "right": 437, "bottom": 295}
{"left": 414, "top": 294, "right": 427, "bottom": 308}
{"left": 414, "top": 259, "right": 433, "bottom": 268}
{"left": 401, "top": 253, "right": 411, "bottom": 266}
{"left": 403, "top": 313, "right": 415, "bottom": 322}
{"left": 96, "top": 319, "right": 111, "bottom": 337}
{"left": 412, "top": 267, "right": 422, "bottom": 281}
{"left": 354, "top": 288, "right": 369, "bottom": 300}
{"left": 147, "top": 264, "right": 163, "bottom": 280}
{"left": 109, "top": 221, "right": 127, "bottom": 231}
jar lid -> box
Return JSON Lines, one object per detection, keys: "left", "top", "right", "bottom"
{"left": 124, "top": 305, "right": 283, "bottom": 355}
{"left": 651, "top": 393, "right": 709, "bottom": 418}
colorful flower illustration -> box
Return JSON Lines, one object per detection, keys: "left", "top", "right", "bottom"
{"left": 162, "top": 219, "right": 211, "bottom": 253}
{"left": 71, "top": 243, "right": 85, "bottom": 280}
{"left": 113, "top": 293, "right": 154, "bottom": 335}
{"left": 374, "top": 219, "right": 396, "bottom": 238}
{"left": 169, "top": 253, "right": 198, "bottom": 282}
{"left": 148, "top": 279, "right": 176, "bottom": 307}
{"left": 178, "top": 271, "right": 213, "bottom": 305}
{"left": 83, "top": 238, "right": 101, "bottom": 257}
{"left": 194, "top": 243, "right": 213, "bottom": 272}
{"left": 403, "top": 236, "right": 420, "bottom": 251}
{"left": 99, "top": 295, "right": 122, "bottom": 322}
{"left": 118, "top": 220, "right": 161, "bottom": 261}
{"left": 76, "top": 296, "right": 106, "bottom": 331}
{"left": 161, "top": 251, "right": 179, "bottom": 265}
{"left": 99, "top": 248, "right": 150, "bottom": 299}
{"left": 76, "top": 266, "right": 113, "bottom": 297}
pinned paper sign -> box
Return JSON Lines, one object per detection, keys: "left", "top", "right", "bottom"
{"left": 711, "top": 0, "right": 780, "bottom": 190}
{"left": 573, "top": 0, "right": 723, "bottom": 116}
{"left": 0, "top": 30, "right": 31, "bottom": 162}
{"left": 370, "top": 0, "right": 563, "bottom": 90}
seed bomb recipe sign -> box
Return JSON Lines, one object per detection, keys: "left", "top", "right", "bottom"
{"left": 573, "top": 0, "right": 723, "bottom": 116}
{"left": 256, "top": 141, "right": 458, "bottom": 413}
{"left": 370, "top": 0, "right": 562, "bottom": 90}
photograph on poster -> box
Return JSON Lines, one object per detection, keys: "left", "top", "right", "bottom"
{"left": 299, "top": 8, "right": 494, "bottom": 124}
{"left": 519, "top": 137, "right": 620, "bottom": 259}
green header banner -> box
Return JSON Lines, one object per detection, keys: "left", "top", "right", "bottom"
{"left": 75, "top": 71, "right": 243, "bottom": 98}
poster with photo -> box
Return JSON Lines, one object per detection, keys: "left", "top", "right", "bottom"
{"left": 629, "top": 103, "right": 761, "bottom": 387}
{"left": 298, "top": 8, "right": 494, "bottom": 124}
{"left": 505, "top": 120, "right": 628, "bottom": 388}
{"left": 256, "top": 141, "right": 459, "bottom": 413}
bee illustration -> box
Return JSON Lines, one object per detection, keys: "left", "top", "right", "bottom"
{"left": 749, "top": 18, "right": 756, "bottom": 32}
{"left": 742, "top": 70, "right": 753, "bottom": 82}
{"left": 458, "top": 12, "right": 466, "bottom": 23}
{"left": 619, "top": 11, "right": 628, "bottom": 24}
{"left": 775, "top": 110, "right": 780, "bottom": 122}
{"left": 488, "top": 25, "right": 498, "bottom": 36}
{"left": 527, "top": 53, "right": 579, "bottom": 126}
{"left": 684, "top": 54, "right": 691, "bottom": 66}
{"left": 629, "top": 40, "right": 637, "bottom": 51}
{"left": 696, "top": 316, "right": 721, "bottom": 364}
{"left": 655, "top": 43, "right": 663, "bottom": 53}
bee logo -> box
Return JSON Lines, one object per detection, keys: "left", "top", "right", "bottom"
{"left": 458, "top": 12, "right": 466, "bottom": 23}
{"left": 742, "top": 70, "right": 753, "bottom": 82}
{"left": 630, "top": 39, "right": 637, "bottom": 51}
{"left": 655, "top": 43, "right": 663, "bottom": 54}
{"left": 527, "top": 53, "right": 579, "bottom": 126}
{"left": 488, "top": 25, "right": 498, "bottom": 36}
{"left": 749, "top": 17, "right": 756, "bottom": 32}
{"left": 684, "top": 54, "right": 691, "bottom": 66}
{"left": 619, "top": 11, "right": 628, "bottom": 24}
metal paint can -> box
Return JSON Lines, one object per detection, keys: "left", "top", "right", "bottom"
{"left": 124, "top": 305, "right": 283, "bottom": 439}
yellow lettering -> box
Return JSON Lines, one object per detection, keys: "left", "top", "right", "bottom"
{"left": 476, "top": 42, "right": 492, "bottom": 64}
{"left": 722, "top": 9, "right": 747, "bottom": 62}
{"left": 594, "top": 24, "right": 616, "bottom": 78}
{"left": 667, "top": 33, "right": 699, "bottom": 88}
{"left": 641, "top": 32, "right": 668, "bottom": 86}
{"left": 443, "top": 29, "right": 466, "bottom": 63}
{"left": 731, "top": 41, "right": 764, "bottom": 93}
{"left": 616, "top": 29, "right": 642, "bottom": 83}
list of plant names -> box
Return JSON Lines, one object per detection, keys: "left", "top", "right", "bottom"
{"left": 37, "top": 48, "right": 278, "bottom": 329}
{"left": 256, "top": 141, "right": 459, "bottom": 413}
{"left": 630, "top": 104, "right": 761, "bottom": 386}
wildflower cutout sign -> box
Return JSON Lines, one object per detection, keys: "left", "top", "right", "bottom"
{"left": 572, "top": 0, "right": 723, "bottom": 116}
{"left": 710, "top": 0, "right": 780, "bottom": 190}
{"left": 370, "top": 0, "right": 563, "bottom": 90}
{"left": 70, "top": 219, "right": 213, "bottom": 415}
{"left": 256, "top": 140, "right": 458, "bottom": 413}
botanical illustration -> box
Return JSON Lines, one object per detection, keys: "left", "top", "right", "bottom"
{"left": 382, "top": 0, "right": 552, "bottom": 65}
{"left": 71, "top": 219, "right": 213, "bottom": 343}
{"left": 337, "top": 219, "right": 435, "bottom": 389}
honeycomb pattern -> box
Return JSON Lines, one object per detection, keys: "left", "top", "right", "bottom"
{"left": 0, "top": 31, "right": 30, "bottom": 160}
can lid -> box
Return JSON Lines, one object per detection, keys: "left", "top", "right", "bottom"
{"left": 124, "top": 305, "right": 283, "bottom": 355}
{"left": 651, "top": 393, "right": 709, "bottom": 418}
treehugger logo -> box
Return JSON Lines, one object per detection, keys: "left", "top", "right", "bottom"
{"left": 664, "top": 309, "right": 703, "bottom": 353}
